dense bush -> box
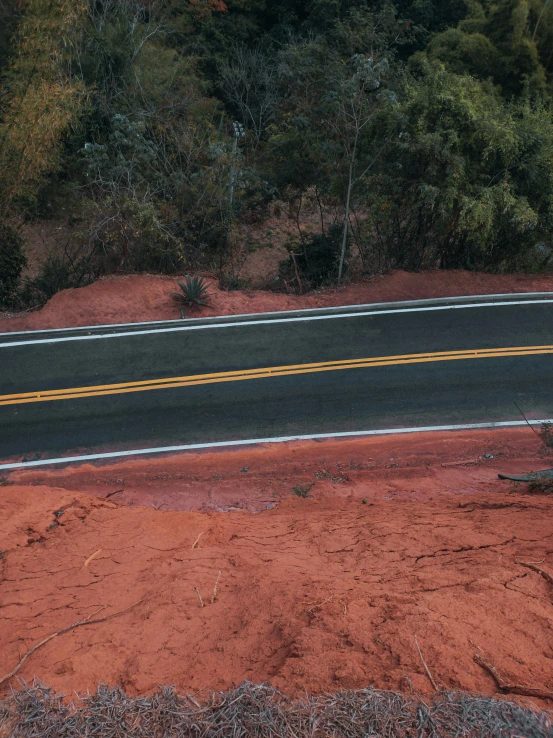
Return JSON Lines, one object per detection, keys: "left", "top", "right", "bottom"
{"left": 359, "top": 59, "right": 553, "bottom": 272}
{"left": 0, "top": 224, "right": 27, "bottom": 308}
{"left": 280, "top": 226, "right": 346, "bottom": 290}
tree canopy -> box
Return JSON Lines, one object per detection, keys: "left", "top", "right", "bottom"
{"left": 1, "top": 0, "right": 553, "bottom": 305}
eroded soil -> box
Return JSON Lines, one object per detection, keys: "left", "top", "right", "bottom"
{"left": 1, "top": 430, "right": 552, "bottom": 709}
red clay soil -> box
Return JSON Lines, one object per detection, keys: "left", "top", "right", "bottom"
{"left": 2, "top": 270, "right": 553, "bottom": 332}
{"left": 1, "top": 429, "right": 553, "bottom": 709}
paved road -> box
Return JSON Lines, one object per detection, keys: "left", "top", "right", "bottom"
{"left": 1, "top": 294, "right": 553, "bottom": 467}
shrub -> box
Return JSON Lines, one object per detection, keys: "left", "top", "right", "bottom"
{"left": 219, "top": 274, "right": 251, "bottom": 291}
{"left": 18, "top": 236, "right": 106, "bottom": 308}
{"left": 280, "top": 225, "right": 346, "bottom": 291}
{"left": 293, "top": 483, "right": 313, "bottom": 498}
{"left": 527, "top": 478, "right": 553, "bottom": 494}
{"left": 539, "top": 422, "right": 553, "bottom": 449}
{"left": 0, "top": 224, "right": 27, "bottom": 308}
{"left": 171, "top": 275, "right": 211, "bottom": 307}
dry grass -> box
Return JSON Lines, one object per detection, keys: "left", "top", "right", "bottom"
{"left": 1, "top": 680, "right": 552, "bottom": 738}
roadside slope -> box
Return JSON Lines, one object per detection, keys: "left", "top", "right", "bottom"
{"left": 3, "top": 269, "right": 553, "bottom": 332}
{"left": 2, "top": 430, "right": 552, "bottom": 709}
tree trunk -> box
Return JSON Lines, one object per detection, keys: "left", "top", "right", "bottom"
{"left": 228, "top": 134, "right": 238, "bottom": 209}
{"left": 338, "top": 129, "right": 358, "bottom": 283}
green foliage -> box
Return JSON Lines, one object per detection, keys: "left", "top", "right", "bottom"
{"left": 359, "top": 59, "right": 553, "bottom": 271}
{"left": 2, "top": 0, "right": 553, "bottom": 305}
{"left": 219, "top": 274, "right": 251, "bottom": 291}
{"left": 171, "top": 275, "right": 212, "bottom": 307}
{"left": 281, "top": 226, "right": 346, "bottom": 289}
{"left": 539, "top": 422, "right": 553, "bottom": 448}
{"left": 0, "top": 0, "right": 87, "bottom": 214}
{"left": 0, "top": 1, "right": 20, "bottom": 74}
{"left": 292, "top": 483, "right": 313, "bottom": 498}
{"left": 394, "top": 0, "right": 470, "bottom": 36}
{"left": 527, "top": 477, "right": 553, "bottom": 493}
{"left": 428, "top": 0, "right": 553, "bottom": 96}
{"left": 0, "top": 224, "right": 27, "bottom": 307}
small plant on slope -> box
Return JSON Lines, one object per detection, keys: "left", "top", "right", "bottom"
{"left": 539, "top": 422, "right": 553, "bottom": 449}
{"left": 171, "top": 275, "right": 211, "bottom": 307}
{"left": 293, "top": 483, "right": 313, "bottom": 498}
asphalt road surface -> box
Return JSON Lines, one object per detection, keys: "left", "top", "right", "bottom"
{"left": 1, "top": 294, "right": 553, "bottom": 468}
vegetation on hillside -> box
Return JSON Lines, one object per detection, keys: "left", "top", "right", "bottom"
{"left": 1, "top": 0, "right": 553, "bottom": 307}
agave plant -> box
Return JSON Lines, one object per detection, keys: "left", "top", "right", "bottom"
{"left": 171, "top": 274, "right": 211, "bottom": 307}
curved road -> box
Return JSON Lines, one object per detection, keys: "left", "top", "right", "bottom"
{"left": 1, "top": 294, "right": 553, "bottom": 469}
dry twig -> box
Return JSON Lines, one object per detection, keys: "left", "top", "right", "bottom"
{"left": 474, "top": 654, "right": 553, "bottom": 701}
{"left": 414, "top": 634, "right": 439, "bottom": 692}
{"left": 191, "top": 532, "right": 203, "bottom": 549}
{"left": 84, "top": 549, "right": 103, "bottom": 568}
{"left": 211, "top": 570, "right": 222, "bottom": 604}
{"left": 307, "top": 593, "right": 333, "bottom": 614}
{"left": 0, "top": 599, "right": 143, "bottom": 687}
{"left": 194, "top": 587, "right": 204, "bottom": 608}
{"left": 514, "top": 402, "right": 542, "bottom": 439}
{"left": 1, "top": 680, "right": 550, "bottom": 737}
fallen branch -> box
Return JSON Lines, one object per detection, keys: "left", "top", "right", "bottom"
{"left": 0, "top": 599, "right": 143, "bottom": 687}
{"left": 191, "top": 532, "right": 203, "bottom": 550}
{"left": 516, "top": 560, "right": 553, "bottom": 586}
{"left": 474, "top": 654, "right": 553, "bottom": 701}
{"left": 414, "top": 634, "right": 439, "bottom": 692}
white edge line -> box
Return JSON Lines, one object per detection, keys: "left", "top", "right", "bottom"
{"left": 2, "top": 419, "right": 552, "bottom": 470}
{"left": 3, "top": 299, "right": 553, "bottom": 348}
{"left": 3, "top": 291, "right": 553, "bottom": 336}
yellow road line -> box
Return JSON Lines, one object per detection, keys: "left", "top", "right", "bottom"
{"left": 1, "top": 345, "right": 552, "bottom": 406}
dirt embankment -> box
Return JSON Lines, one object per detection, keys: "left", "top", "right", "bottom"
{"left": 1, "top": 429, "right": 553, "bottom": 710}
{"left": 2, "top": 269, "right": 553, "bottom": 333}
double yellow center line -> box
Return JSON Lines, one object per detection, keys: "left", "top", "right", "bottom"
{"left": 1, "top": 344, "right": 551, "bottom": 407}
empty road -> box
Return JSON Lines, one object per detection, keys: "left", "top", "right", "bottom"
{"left": 1, "top": 294, "right": 553, "bottom": 469}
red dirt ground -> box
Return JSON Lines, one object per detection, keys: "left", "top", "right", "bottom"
{"left": 2, "top": 429, "right": 553, "bottom": 709}
{"left": 2, "top": 269, "right": 553, "bottom": 332}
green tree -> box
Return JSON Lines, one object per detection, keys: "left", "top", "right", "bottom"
{"left": 0, "top": 0, "right": 87, "bottom": 212}
{"left": 0, "top": 0, "right": 20, "bottom": 74}
{"left": 428, "top": 0, "right": 553, "bottom": 97}
{"left": 361, "top": 58, "right": 553, "bottom": 271}
{"left": 70, "top": 0, "right": 233, "bottom": 275}
{"left": 331, "top": 54, "right": 398, "bottom": 281}
{"left": 267, "top": 9, "right": 407, "bottom": 280}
